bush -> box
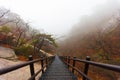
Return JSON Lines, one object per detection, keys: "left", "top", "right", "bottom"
{"left": 14, "top": 45, "right": 33, "bottom": 58}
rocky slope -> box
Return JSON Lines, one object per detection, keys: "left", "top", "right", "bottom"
{"left": 0, "top": 46, "right": 17, "bottom": 60}
{"left": 0, "top": 46, "right": 42, "bottom": 80}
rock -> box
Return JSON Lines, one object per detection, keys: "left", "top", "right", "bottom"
{"left": 0, "top": 46, "right": 18, "bottom": 60}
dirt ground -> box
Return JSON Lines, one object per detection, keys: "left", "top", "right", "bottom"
{"left": 0, "top": 58, "right": 42, "bottom": 80}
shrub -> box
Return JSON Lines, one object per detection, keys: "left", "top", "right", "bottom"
{"left": 14, "top": 45, "right": 33, "bottom": 58}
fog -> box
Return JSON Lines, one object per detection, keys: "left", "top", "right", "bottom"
{"left": 57, "top": 0, "right": 120, "bottom": 57}
{"left": 67, "top": 0, "right": 120, "bottom": 39}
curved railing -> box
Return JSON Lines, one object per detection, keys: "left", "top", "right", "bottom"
{"left": 0, "top": 55, "right": 55, "bottom": 80}
{"left": 60, "top": 56, "right": 120, "bottom": 80}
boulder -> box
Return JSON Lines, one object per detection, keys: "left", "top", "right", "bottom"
{"left": 0, "top": 46, "right": 17, "bottom": 60}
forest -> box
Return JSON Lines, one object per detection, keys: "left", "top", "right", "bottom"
{"left": 58, "top": 8, "right": 120, "bottom": 80}
{"left": 0, "top": 8, "right": 57, "bottom": 60}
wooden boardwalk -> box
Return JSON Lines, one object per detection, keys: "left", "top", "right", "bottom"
{"left": 39, "top": 56, "right": 77, "bottom": 80}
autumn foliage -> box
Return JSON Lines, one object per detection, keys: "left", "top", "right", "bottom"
{"left": 0, "top": 8, "right": 57, "bottom": 59}
{"left": 58, "top": 11, "right": 120, "bottom": 79}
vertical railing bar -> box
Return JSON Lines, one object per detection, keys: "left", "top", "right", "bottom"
{"left": 83, "top": 56, "right": 90, "bottom": 80}
{"left": 65, "top": 56, "right": 67, "bottom": 62}
{"left": 29, "top": 55, "right": 35, "bottom": 80}
{"left": 46, "top": 57, "right": 48, "bottom": 68}
{"left": 68, "top": 56, "right": 70, "bottom": 68}
{"left": 41, "top": 58, "right": 44, "bottom": 74}
{"left": 72, "top": 57, "right": 76, "bottom": 74}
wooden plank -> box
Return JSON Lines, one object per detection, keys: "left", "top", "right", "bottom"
{"left": 39, "top": 55, "right": 77, "bottom": 80}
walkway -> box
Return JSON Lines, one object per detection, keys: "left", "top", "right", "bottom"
{"left": 39, "top": 56, "right": 77, "bottom": 80}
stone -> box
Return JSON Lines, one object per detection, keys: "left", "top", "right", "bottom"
{"left": 0, "top": 46, "right": 18, "bottom": 60}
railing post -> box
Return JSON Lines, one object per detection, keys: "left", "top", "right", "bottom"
{"left": 49, "top": 57, "right": 51, "bottom": 65}
{"left": 83, "top": 56, "right": 90, "bottom": 80}
{"left": 72, "top": 57, "right": 76, "bottom": 74}
{"left": 63, "top": 56, "right": 65, "bottom": 61}
{"left": 68, "top": 56, "right": 70, "bottom": 68}
{"left": 41, "top": 58, "right": 44, "bottom": 74}
{"left": 50, "top": 57, "right": 53, "bottom": 64}
{"left": 46, "top": 57, "right": 48, "bottom": 67}
{"left": 65, "top": 56, "right": 67, "bottom": 62}
{"left": 29, "top": 55, "right": 35, "bottom": 80}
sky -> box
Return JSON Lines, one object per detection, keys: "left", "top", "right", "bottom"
{"left": 0, "top": 0, "right": 119, "bottom": 36}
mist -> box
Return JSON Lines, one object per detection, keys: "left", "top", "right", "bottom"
{"left": 58, "top": 0, "right": 120, "bottom": 57}
{"left": 68, "top": 0, "right": 120, "bottom": 38}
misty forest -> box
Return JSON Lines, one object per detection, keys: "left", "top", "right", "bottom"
{"left": 0, "top": 1, "right": 120, "bottom": 80}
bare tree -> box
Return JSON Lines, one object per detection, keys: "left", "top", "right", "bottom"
{"left": 0, "top": 8, "right": 17, "bottom": 26}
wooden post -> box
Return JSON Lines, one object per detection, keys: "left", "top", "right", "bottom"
{"left": 29, "top": 55, "right": 35, "bottom": 80}
{"left": 65, "top": 56, "right": 67, "bottom": 62}
{"left": 41, "top": 59, "right": 44, "bottom": 73}
{"left": 83, "top": 56, "right": 90, "bottom": 80}
{"left": 72, "top": 57, "right": 76, "bottom": 73}
{"left": 41, "top": 56, "right": 44, "bottom": 74}
{"left": 46, "top": 57, "right": 48, "bottom": 67}
{"left": 63, "top": 56, "right": 65, "bottom": 62}
{"left": 68, "top": 56, "right": 70, "bottom": 68}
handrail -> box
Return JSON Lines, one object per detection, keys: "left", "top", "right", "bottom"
{"left": 64, "top": 61, "right": 91, "bottom": 80}
{"left": 75, "top": 58, "right": 120, "bottom": 72}
{"left": 0, "top": 57, "right": 45, "bottom": 75}
{"left": 0, "top": 55, "right": 55, "bottom": 80}
{"left": 60, "top": 56, "right": 120, "bottom": 80}
{"left": 28, "top": 64, "right": 47, "bottom": 80}
{"left": 28, "top": 57, "right": 54, "bottom": 80}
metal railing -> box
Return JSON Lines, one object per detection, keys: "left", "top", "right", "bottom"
{"left": 0, "top": 55, "right": 55, "bottom": 80}
{"left": 60, "top": 56, "right": 120, "bottom": 80}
